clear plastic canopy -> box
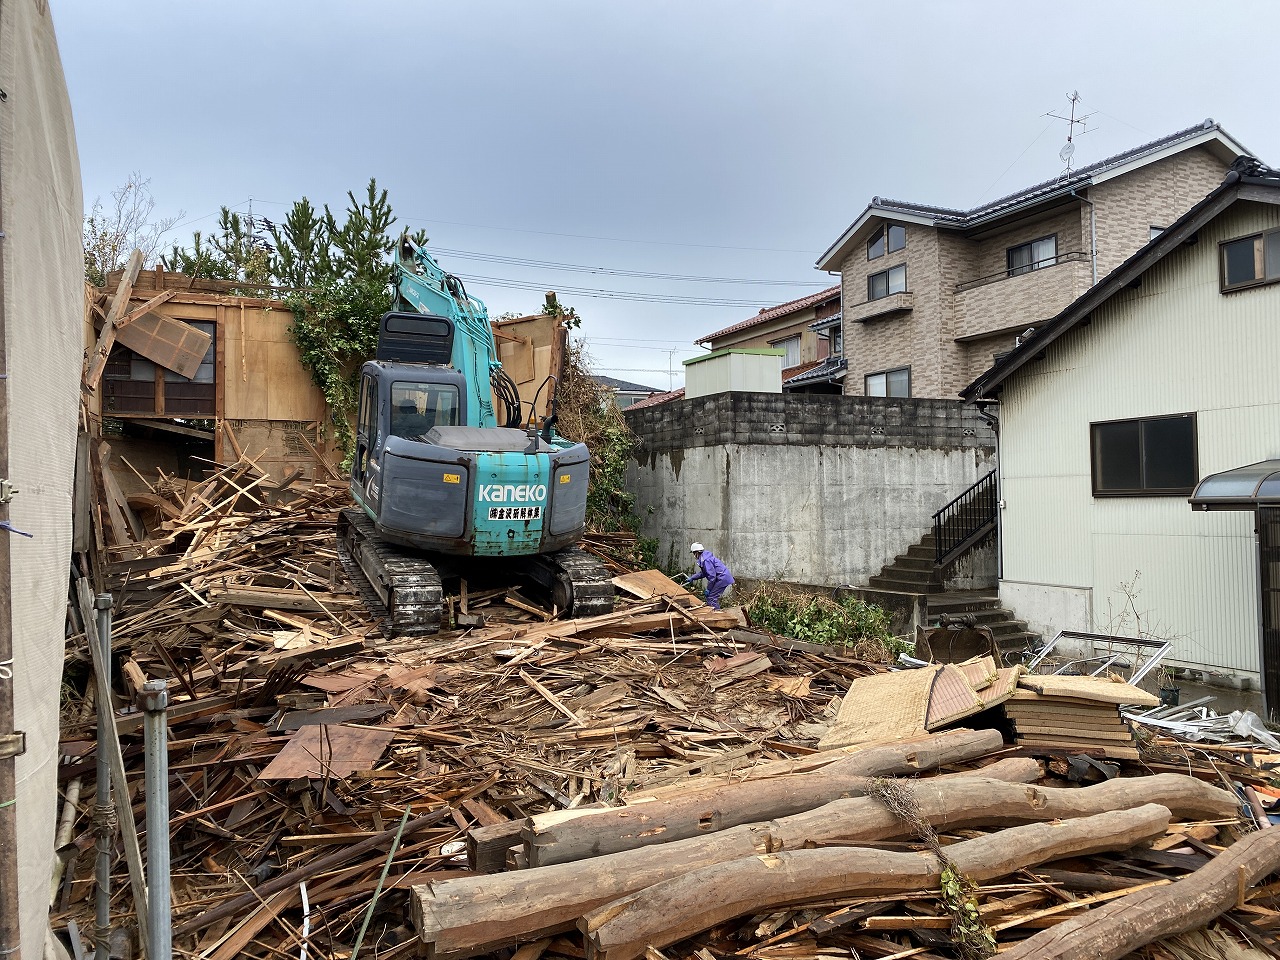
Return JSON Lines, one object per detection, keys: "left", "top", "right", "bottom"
{"left": 1189, "top": 460, "right": 1280, "bottom": 510}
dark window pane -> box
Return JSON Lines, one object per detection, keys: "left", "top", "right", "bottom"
{"left": 1093, "top": 420, "right": 1142, "bottom": 492}
{"left": 868, "top": 271, "right": 888, "bottom": 300}
{"left": 886, "top": 368, "right": 910, "bottom": 397}
{"left": 887, "top": 225, "right": 906, "bottom": 252}
{"left": 867, "top": 226, "right": 885, "bottom": 260}
{"left": 1142, "top": 416, "right": 1196, "bottom": 490}
{"left": 1224, "top": 237, "right": 1260, "bottom": 287}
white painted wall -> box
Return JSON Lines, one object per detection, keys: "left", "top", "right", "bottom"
{"left": 998, "top": 199, "right": 1280, "bottom": 682}
{"left": 685, "top": 351, "right": 782, "bottom": 399}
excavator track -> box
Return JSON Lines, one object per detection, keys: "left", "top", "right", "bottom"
{"left": 526, "top": 546, "right": 616, "bottom": 619}
{"left": 338, "top": 508, "right": 443, "bottom": 637}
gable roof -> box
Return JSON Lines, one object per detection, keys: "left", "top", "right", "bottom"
{"left": 591, "top": 374, "right": 662, "bottom": 394}
{"left": 817, "top": 120, "right": 1251, "bottom": 270}
{"left": 961, "top": 158, "right": 1280, "bottom": 402}
{"left": 698, "top": 285, "right": 840, "bottom": 345}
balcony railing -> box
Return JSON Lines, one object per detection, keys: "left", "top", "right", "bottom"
{"left": 954, "top": 250, "right": 1090, "bottom": 293}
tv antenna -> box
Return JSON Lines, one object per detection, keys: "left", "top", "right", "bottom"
{"left": 1045, "top": 91, "right": 1096, "bottom": 179}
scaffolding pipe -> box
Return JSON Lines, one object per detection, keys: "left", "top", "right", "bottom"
{"left": 139, "top": 679, "right": 171, "bottom": 959}
{"left": 93, "top": 594, "right": 114, "bottom": 959}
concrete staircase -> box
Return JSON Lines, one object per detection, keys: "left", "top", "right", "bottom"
{"left": 867, "top": 531, "right": 1039, "bottom": 660}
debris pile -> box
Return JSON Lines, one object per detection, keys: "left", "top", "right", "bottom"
{"left": 58, "top": 455, "right": 885, "bottom": 958}
{"left": 56, "top": 454, "right": 1280, "bottom": 959}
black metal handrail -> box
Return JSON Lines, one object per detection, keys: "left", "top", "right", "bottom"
{"left": 932, "top": 470, "right": 998, "bottom": 565}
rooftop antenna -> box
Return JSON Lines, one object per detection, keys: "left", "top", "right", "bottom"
{"left": 1045, "top": 91, "right": 1096, "bottom": 179}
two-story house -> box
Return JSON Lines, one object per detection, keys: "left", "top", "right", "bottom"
{"left": 962, "top": 160, "right": 1280, "bottom": 710}
{"left": 696, "top": 285, "right": 843, "bottom": 393}
{"left": 817, "top": 120, "right": 1250, "bottom": 399}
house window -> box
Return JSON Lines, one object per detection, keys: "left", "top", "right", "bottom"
{"left": 832, "top": 326, "right": 843, "bottom": 355}
{"left": 1007, "top": 235, "right": 1057, "bottom": 276}
{"left": 867, "top": 224, "right": 906, "bottom": 260}
{"left": 865, "top": 366, "right": 910, "bottom": 398}
{"left": 1221, "top": 229, "right": 1280, "bottom": 291}
{"left": 771, "top": 335, "right": 801, "bottom": 367}
{"left": 1090, "top": 413, "right": 1197, "bottom": 496}
{"left": 868, "top": 264, "right": 906, "bottom": 301}
{"left": 1149, "top": 226, "right": 1166, "bottom": 241}
{"left": 103, "top": 320, "right": 216, "bottom": 416}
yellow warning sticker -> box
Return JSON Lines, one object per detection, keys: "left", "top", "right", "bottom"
{"left": 559, "top": 474, "right": 571, "bottom": 484}
{"left": 443, "top": 473, "right": 461, "bottom": 484}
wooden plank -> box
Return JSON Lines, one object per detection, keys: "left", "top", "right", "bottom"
{"left": 115, "top": 306, "right": 211, "bottom": 379}
{"left": 84, "top": 250, "right": 144, "bottom": 391}
{"left": 256, "top": 724, "right": 396, "bottom": 780}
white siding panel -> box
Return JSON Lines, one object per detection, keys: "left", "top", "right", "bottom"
{"left": 999, "top": 200, "right": 1280, "bottom": 679}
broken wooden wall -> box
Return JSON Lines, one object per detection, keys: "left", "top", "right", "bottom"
{"left": 492, "top": 312, "right": 567, "bottom": 421}
{"left": 86, "top": 269, "right": 338, "bottom": 483}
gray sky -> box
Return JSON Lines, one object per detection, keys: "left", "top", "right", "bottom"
{"left": 52, "top": 1, "right": 1280, "bottom": 391}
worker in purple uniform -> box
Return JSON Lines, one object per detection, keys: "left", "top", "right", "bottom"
{"left": 687, "top": 542, "right": 735, "bottom": 610}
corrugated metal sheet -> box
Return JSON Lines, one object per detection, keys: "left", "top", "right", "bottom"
{"left": 1000, "top": 201, "right": 1280, "bottom": 676}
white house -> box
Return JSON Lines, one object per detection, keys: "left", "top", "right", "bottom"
{"left": 963, "top": 159, "right": 1280, "bottom": 710}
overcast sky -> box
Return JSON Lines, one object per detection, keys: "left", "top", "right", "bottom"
{"left": 51, "top": 1, "right": 1280, "bottom": 391}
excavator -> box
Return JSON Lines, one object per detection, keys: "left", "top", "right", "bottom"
{"left": 338, "top": 235, "right": 614, "bottom": 635}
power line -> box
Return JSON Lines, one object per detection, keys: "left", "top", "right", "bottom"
{"left": 431, "top": 245, "right": 827, "bottom": 287}
{"left": 404, "top": 216, "right": 821, "bottom": 255}
{"left": 458, "top": 272, "right": 779, "bottom": 307}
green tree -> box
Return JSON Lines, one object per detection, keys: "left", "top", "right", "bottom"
{"left": 269, "top": 197, "right": 331, "bottom": 288}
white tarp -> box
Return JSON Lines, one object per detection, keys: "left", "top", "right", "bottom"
{"left": 0, "top": 0, "right": 84, "bottom": 956}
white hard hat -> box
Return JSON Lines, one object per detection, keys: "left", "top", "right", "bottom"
{"left": 690, "top": 542, "right": 704, "bottom": 553}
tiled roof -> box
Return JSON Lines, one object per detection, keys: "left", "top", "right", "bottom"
{"left": 818, "top": 120, "right": 1251, "bottom": 270}
{"left": 784, "top": 356, "right": 847, "bottom": 387}
{"left": 878, "top": 121, "right": 1235, "bottom": 227}
{"left": 625, "top": 387, "right": 684, "bottom": 410}
{"left": 781, "top": 359, "right": 823, "bottom": 381}
{"left": 698, "top": 285, "right": 841, "bottom": 344}
{"left": 591, "top": 374, "right": 662, "bottom": 393}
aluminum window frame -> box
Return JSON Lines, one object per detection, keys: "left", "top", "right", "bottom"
{"left": 867, "top": 263, "right": 907, "bottom": 302}
{"left": 865, "top": 365, "right": 911, "bottom": 398}
{"left": 1089, "top": 412, "right": 1199, "bottom": 498}
{"left": 1220, "top": 228, "right": 1280, "bottom": 292}
{"left": 1006, "top": 234, "right": 1059, "bottom": 277}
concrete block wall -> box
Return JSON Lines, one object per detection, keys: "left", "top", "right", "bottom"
{"left": 625, "top": 392, "right": 996, "bottom": 587}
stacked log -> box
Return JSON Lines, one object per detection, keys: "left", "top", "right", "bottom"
{"left": 411, "top": 732, "right": 1245, "bottom": 959}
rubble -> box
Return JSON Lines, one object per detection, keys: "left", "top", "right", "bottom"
{"left": 55, "top": 452, "right": 1280, "bottom": 959}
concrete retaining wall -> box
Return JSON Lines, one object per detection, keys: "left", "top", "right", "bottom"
{"left": 625, "top": 393, "right": 996, "bottom": 587}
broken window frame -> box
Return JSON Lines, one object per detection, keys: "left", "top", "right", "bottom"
{"left": 103, "top": 318, "right": 217, "bottom": 417}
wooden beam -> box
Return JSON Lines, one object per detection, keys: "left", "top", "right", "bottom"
{"left": 83, "top": 250, "right": 144, "bottom": 392}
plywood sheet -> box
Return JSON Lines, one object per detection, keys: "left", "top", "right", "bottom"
{"left": 116, "top": 310, "right": 211, "bottom": 378}
{"left": 612, "top": 569, "right": 697, "bottom": 603}
{"left": 257, "top": 724, "right": 395, "bottom": 780}
{"left": 819, "top": 667, "right": 939, "bottom": 749}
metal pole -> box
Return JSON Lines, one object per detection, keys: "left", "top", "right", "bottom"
{"left": 139, "top": 679, "right": 171, "bottom": 960}
{"left": 93, "top": 594, "right": 114, "bottom": 960}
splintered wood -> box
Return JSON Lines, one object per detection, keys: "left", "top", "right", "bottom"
{"left": 57, "top": 459, "right": 883, "bottom": 959}
{"left": 57, "top": 460, "right": 1280, "bottom": 960}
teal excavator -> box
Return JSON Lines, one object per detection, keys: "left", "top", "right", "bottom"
{"left": 338, "top": 235, "right": 614, "bottom": 635}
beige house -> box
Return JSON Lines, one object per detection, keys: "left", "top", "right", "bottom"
{"left": 817, "top": 120, "right": 1250, "bottom": 399}
{"left": 962, "top": 160, "right": 1280, "bottom": 708}
{"left": 696, "top": 285, "right": 843, "bottom": 393}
